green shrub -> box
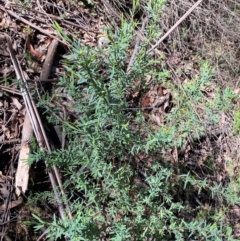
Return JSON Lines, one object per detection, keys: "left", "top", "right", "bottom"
{"left": 29, "top": 1, "right": 240, "bottom": 240}
{"left": 233, "top": 109, "right": 240, "bottom": 136}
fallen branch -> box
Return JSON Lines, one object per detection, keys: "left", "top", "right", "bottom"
{"left": 40, "top": 39, "right": 59, "bottom": 80}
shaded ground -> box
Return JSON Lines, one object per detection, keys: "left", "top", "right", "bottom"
{"left": 0, "top": 0, "right": 240, "bottom": 240}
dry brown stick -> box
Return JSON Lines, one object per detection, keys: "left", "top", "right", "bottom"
{"left": 36, "top": 228, "right": 50, "bottom": 241}
{"left": 0, "top": 86, "right": 22, "bottom": 95}
{"left": 26, "top": 79, "right": 58, "bottom": 82}
{"left": 147, "top": 0, "right": 204, "bottom": 54}
{"left": 127, "top": 16, "right": 148, "bottom": 74}
{"left": 33, "top": 9, "right": 95, "bottom": 32}
{"left": 40, "top": 39, "right": 59, "bottom": 80}
{"left": 0, "top": 6, "right": 70, "bottom": 48}
{"left": 0, "top": 139, "right": 20, "bottom": 144}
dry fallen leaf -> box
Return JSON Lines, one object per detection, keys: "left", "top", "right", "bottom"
{"left": 11, "top": 97, "right": 22, "bottom": 110}
{"left": 26, "top": 35, "right": 43, "bottom": 60}
{"left": 141, "top": 85, "right": 172, "bottom": 126}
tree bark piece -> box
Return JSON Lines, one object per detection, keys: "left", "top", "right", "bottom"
{"left": 40, "top": 39, "right": 59, "bottom": 80}
{"left": 15, "top": 113, "right": 32, "bottom": 196}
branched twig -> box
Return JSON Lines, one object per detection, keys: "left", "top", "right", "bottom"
{"left": 0, "top": 6, "right": 70, "bottom": 48}
{"left": 147, "top": 0, "right": 204, "bottom": 54}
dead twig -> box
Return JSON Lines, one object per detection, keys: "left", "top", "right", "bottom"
{"left": 127, "top": 16, "right": 148, "bottom": 74}
{"left": 0, "top": 6, "right": 70, "bottom": 48}
{"left": 147, "top": 0, "right": 204, "bottom": 54}
{"left": 40, "top": 39, "right": 59, "bottom": 80}
{"left": 5, "top": 34, "right": 72, "bottom": 221}
{"left": 0, "top": 139, "right": 20, "bottom": 144}
{"left": 0, "top": 86, "right": 22, "bottom": 95}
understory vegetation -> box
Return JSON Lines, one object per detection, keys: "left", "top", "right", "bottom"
{"left": 1, "top": 0, "right": 240, "bottom": 240}
{"left": 25, "top": 1, "right": 240, "bottom": 240}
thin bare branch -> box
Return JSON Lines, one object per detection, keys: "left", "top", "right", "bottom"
{"left": 0, "top": 6, "right": 70, "bottom": 48}
{"left": 5, "top": 34, "right": 72, "bottom": 220}
{"left": 147, "top": 0, "right": 204, "bottom": 54}
{"left": 127, "top": 16, "right": 148, "bottom": 74}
